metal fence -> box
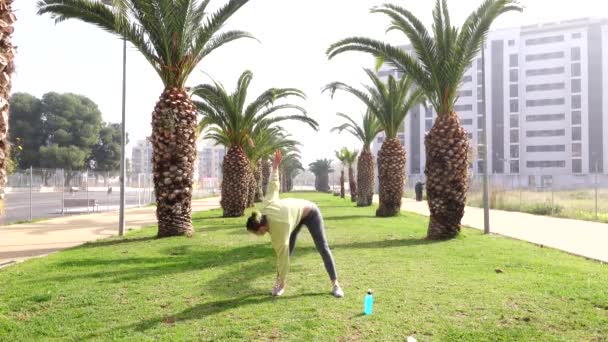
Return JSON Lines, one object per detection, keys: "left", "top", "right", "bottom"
{"left": 404, "top": 173, "right": 608, "bottom": 223}
{"left": 1, "top": 168, "right": 219, "bottom": 225}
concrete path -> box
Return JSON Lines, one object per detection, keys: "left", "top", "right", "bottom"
{"left": 0, "top": 197, "right": 221, "bottom": 267}
{"left": 380, "top": 196, "right": 608, "bottom": 263}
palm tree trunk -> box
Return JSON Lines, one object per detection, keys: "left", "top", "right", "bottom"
{"left": 320, "top": 172, "right": 330, "bottom": 192}
{"left": 261, "top": 158, "right": 270, "bottom": 196}
{"left": 0, "top": 0, "right": 15, "bottom": 218}
{"left": 247, "top": 168, "right": 255, "bottom": 207}
{"left": 357, "top": 148, "right": 374, "bottom": 207}
{"left": 220, "top": 146, "right": 249, "bottom": 217}
{"left": 339, "top": 170, "right": 345, "bottom": 198}
{"left": 254, "top": 160, "right": 263, "bottom": 202}
{"left": 152, "top": 88, "right": 198, "bottom": 237}
{"left": 348, "top": 165, "right": 356, "bottom": 202}
{"left": 425, "top": 112, "right": 469, "bottom": 240}
{"left": 376, "top": 138, "right": 405, "bottom": 217}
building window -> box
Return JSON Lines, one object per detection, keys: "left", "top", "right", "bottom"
{"left": 477, "top": 101, "right": 485, "bottom": 114}
{"left": 571, "top": 47, "right": 581, "bottom": 61}
{"left": 572, "top": 32, "right": 582, "bottom": 39}
{"left": 510, "top": 130, "right": 519, "bottom": 143}
{"left": 467, "top": 132, "right": 473, "bottom": 140}
{"left": 461, "top": 118, "right": 473, "bottom": 125}
{"left": 477, "top": 58, "right": 482, "bottom": 69}
{"left": 425, "top": 120, "right": 432, "bottom": 131}
{"left": 526, "top": 67, "right": 565, "bottom": 76}
{"left": 572, "top": 127, "right": 582, "bottom": 141}
{"left": 572, "top": 159, "right": 582, "bottom": 173}
{"left": 526, "top": 160, "right": 566, "bottom": 168}
{"left": 377, "top": 137, "right": 384, "bottom": 143}
{"left": 571, "top": 63, "right": 581, "bottom": 77}
{"left": 477, "top": 72, "right": 483, "bottom": 84}
{"left": 509, "top": 54, "right": 518, "bottom": 67}
{"left": 462, "top": 75, "right": 472, "bottom": 83}
{"left": 571, "top": 95, "right": 581, "bottom": 109}
{"left": 510, "top": 84, "right": 518, "bottom": 97}
{"left": 526, "top": 83, "right": 565, "bottom": 92}
{"left": 454, "top": 104, "right": 473, "bottom": 112}
{"left": 510, "top": 145, "right": 519, "bottom": 158}
{"left": 571, "top": 79, "right": 582, "bottom": 93}
{"left": 572, "top": 143, "right": 582, "bottom": 157}
{"left": 525, "top": 35, "right": 564, "bottom": 46}
{"left": 510, "top": 116, "right": 519, "bottom": 128}
{"left": 527, "top": 145, "right": 566, "bottom": 152}
{"left": 510, "top": 160, "right": 519, "bottom": 173}
{"left": 526, "top": 98, "right": 565, "bottom": 107}
{"left": 572, "top": 111, "right": 581, "bottom": 125}
{"left": 525, "top": 51, "right": 564, "bottom": 62}
{"left": 510, "top": 69, "right": 518, "bottom": 82}
{"left": 425, "top": 108, "right": 433, "bottom": 118}
{"left": 510, "top": 99, "right": 519, "bottom": 112}
{"left": 508, "top": 39, "right": 515, "bottom": 46}
{"left": 526, "top": 129, "right": 565, "bottom": 138}
{"left": 526, "top": 114, "right": 565, "bottom": 122}
{"left": 477, "top": 117, "right": 485, "bottom": 129}
{"left": 457, "top": 90, "right": 473, "bottom": 97}
{"left": 478, "top": 160, "right": 485, "bottom": 173}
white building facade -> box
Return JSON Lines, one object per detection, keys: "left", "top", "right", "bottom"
{"left": 373, "top": 17, "right": 608, "bottom": 188}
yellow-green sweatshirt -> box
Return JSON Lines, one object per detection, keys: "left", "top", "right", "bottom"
{"left": 261, "top": 169, "right": 314, "bottom": 282}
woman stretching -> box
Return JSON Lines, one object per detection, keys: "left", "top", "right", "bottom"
{"left": 246, "top": 150, "right": 344, "bottom": 298}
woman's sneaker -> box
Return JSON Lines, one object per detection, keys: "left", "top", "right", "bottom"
{"left": 332, "top": 285, "right": 344, "bottom": 298}
{"left": 271, "top": 285, "right": 285, "bottom": 297}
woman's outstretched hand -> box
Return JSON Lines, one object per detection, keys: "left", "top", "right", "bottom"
{"left": 272, "top": 150, "right": 282, "bottom": 170}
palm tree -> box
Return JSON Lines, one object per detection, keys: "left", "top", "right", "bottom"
{"left": 244, "top": 126, "right": 299, "bottom": 203}
{"left": 38, "top": 0, "right": 253, "bottom": 237}
{"left": 280, "top": 152, "right": 304, "bottom": 192}
{"left": 194, "top": 71, "right": 317, "bottom": 217}
{"left": 327, "top": 0, "right": 522, "bottom": 238}
{"left": 344, "top": 149, "right": 359, "bottom": 202}
{"left": 334, "top": 148, "right": 348, "bottom": 198}
{"left": 309, "top": 159, "right": 332, "bottom": 192}
{"left": 325, "top": 69, "right": 425, "bottom": 217}
{"left": 331, "top": 111, "right": 382, "bottom": 206}
{"left": 0, "top": 0, "right": 15, "bottom": 218}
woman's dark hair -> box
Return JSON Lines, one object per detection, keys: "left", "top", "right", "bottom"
{"left": 246, "top": 212, "right": 264, "bottom": 232}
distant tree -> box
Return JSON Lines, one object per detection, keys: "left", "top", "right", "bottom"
{"left": 89, "top": 122, "right": 128, "bottom": 185}
{"left": 8, "top": 93, "right": 45, "bottom": 169}
{"left": 39, "top": 144, "right": 89, "bottom": 186}
{"left": 9, "top": 92, "right": 103, "bottom": 185}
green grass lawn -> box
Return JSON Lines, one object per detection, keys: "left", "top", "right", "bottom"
{"left": 1, "top": 193, "right": 607, "bottom": 341}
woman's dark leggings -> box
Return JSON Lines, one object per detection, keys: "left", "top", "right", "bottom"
{"left": 289, "top": 207, "right": 337, "bottom": 281}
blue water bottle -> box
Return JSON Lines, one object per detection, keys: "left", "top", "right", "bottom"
{"left": 364, "top": 289, "right": 373, "bottom": 315}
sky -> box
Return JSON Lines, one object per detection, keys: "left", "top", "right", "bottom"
{"left": 12, "top": 0, "right": 608, "bottom": 166}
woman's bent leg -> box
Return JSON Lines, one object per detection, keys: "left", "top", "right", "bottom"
{"left": 305, "top": 208, "right": 337, "bottom": 281}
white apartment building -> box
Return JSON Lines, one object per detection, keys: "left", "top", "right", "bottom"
{"left": 373, "top": 17, "right": 608, "bottom": 188}
{"left": 131, "top": 138, "right": 153, "bottom": 174}
{"left": 198, "top": 139, "right": 226, "bottom": 181}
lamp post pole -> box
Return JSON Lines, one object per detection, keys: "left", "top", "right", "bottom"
{"left": 481, "top": 44, "right": 490, "bottom": 234}
{"left": 101, "top": 0, "right": 126, "bottom": 236}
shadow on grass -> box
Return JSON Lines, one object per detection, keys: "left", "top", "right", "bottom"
{"left": 324, "top": 215, "right": 375, "bottom": 221}
{"left": 42, "top": 235, "right": 438, "bottom": 287}
{"left": 84, "top": 292, "right": 327, "bottom": 338}
{"left": 78, "top": 236, "right": 157, "bottom": 249}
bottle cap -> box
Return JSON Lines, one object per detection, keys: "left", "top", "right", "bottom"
{"left": 367, "top": 289, "right": 372, "bottom": 295}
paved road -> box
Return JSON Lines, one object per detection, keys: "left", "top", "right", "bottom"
{"left": 0, "top": 197, "right": 222, "bottom": 266}
{"left": 379, "top": 196, "right": 608, "bottom": 263}
{"left": 1, "top": 190, "right": 152, "bottom": 225}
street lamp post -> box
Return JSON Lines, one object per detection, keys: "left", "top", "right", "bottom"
{"left": 102, "top": 0, "right": 126, "bottom": 236}
{"left": 481, "top": 44, "right": 490, "bottom": 234}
